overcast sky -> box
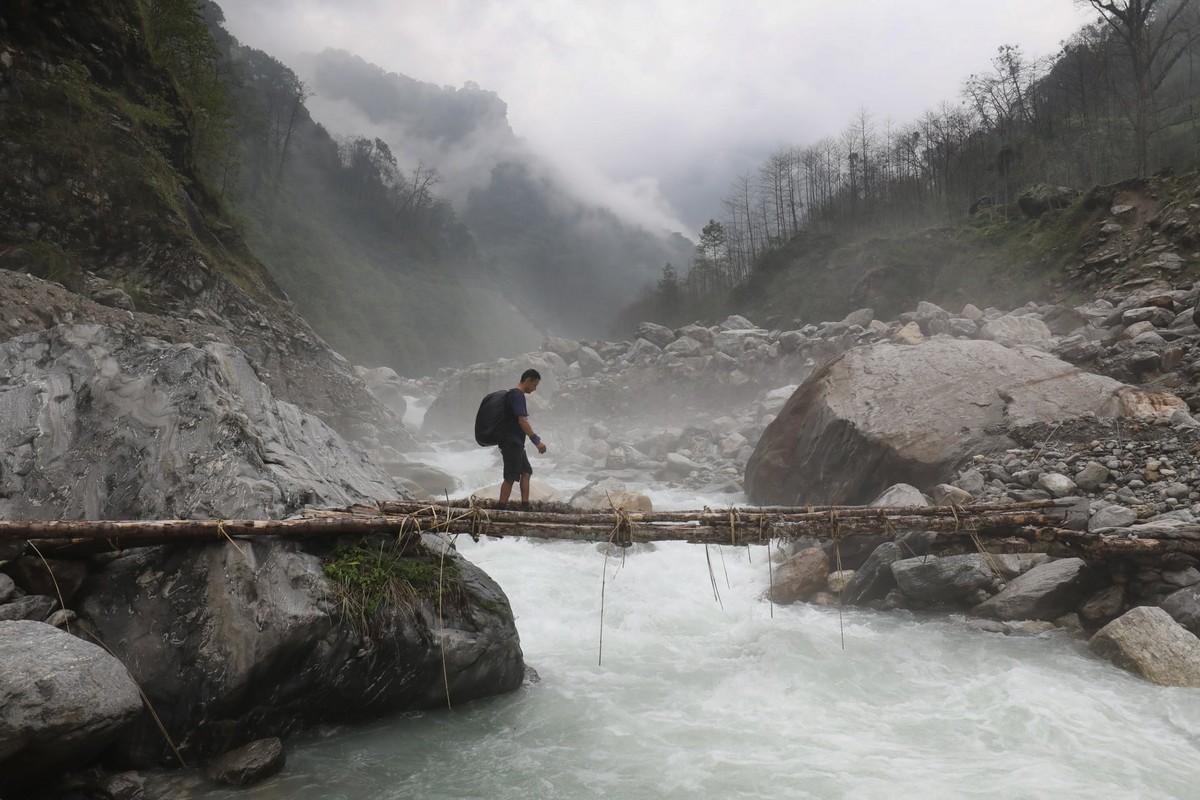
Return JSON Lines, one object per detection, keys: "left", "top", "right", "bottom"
{"left": 218, "top": 0, "right": 1096, "bottom": 236}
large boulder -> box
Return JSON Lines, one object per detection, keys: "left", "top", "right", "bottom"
{"left": 0, "top": 621, "right": 142, "bottom": 794}
{"left": 970, "top": 558, "right": 1091, "bottom": 621}
{"left": 768, "top": 547, "right": 829, "bottom": 604}
{"left": 1089, "top": 606, "right": 1200, "bottom": 686}
{"left": 841, "top": 532, "right": 937, "bottom": 606}
{"left": 0, "top": 325, "right": 400, "bottom": 520}
{"left": 891, "top": 554, "right": 1000, "bottom": 608}
{"left": 78, "top": 534, "right": 524, "bottom": 766}
{"left": 1017, "top": 183, "right": 1081, "bottom": 218}
{"left": 569, "top": 478, "right": 653, "bottom": 512}
{"left": 744, "top": 339, "right": 1185, "bottom": 505}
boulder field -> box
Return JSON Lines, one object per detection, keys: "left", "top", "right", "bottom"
{"left": 0, "top": 322, "right": 523, "bottom": 794}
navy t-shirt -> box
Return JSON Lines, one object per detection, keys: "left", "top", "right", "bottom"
{"left": 504, "top": 388, "right": 528, "bottom": 446}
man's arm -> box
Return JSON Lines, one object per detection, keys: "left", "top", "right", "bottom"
{"left": 518, "top": 416, "right": 547, "bottom": 453}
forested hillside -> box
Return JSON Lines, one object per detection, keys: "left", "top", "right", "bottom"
{"left": 300, "top": 49, "right": 697, "bottom": 340}
{"left": 629, "top": 0, "right": 1200, "bottom": 328}
{"left": 198, "top": 5, "right": 543, "bottom": 373}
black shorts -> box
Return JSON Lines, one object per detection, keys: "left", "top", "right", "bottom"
{"left": 500, "top": 443, "right": 532, "bottom": 481}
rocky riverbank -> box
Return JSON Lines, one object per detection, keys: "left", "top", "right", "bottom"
{"left": 0, "top": 315, "right": 523, "bottom": 798}
{"left": 10, "top": 264, "right": 1200, "bottom": 793}
{"left": 399, "top": 271, "right": 1200, "bottom": 690}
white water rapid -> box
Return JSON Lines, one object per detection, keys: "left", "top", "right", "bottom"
{"left": 188, "top": 419, "right": 1200, "bottom": 799}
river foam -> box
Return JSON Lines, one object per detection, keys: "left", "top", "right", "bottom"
{"left": 186, "top": 439, "right": 1200, "bottom": 799}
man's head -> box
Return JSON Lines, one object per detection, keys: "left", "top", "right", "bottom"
{"left": 518, "top": 368, "right": 541, "bottom": 393}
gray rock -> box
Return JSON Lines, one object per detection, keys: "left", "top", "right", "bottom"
{"left": 0, "top": 541, "right": 23, "bottom": 565}
{"left": 1074, "top": 462, "right": 1110, "bottom": 492}
{"left": 971, "top": 558, "right": 1090, "bottom": 621}
{"left": 870, "top": 483, "right": 929, "bottom": 507}
{"left": 634, "top": 322, "right": 676, "bottom": 348}
{"left": 206, "top": 738, "right": 286, "bottom": 786}
{"left": 96, "top": 771, "right": 146, "bottom": 800}
{"left": 826, "top": 570, "right": 855, "bottom": 594}
{"left": 1079, "top": 585, "right": 1126, "bottom": 622}
{"left": 1018, "top": 183, "right": 1080, "bottom": 218}
{"left": 78, "top": 535, "right": 524, "bottom": 765}
{"left": 382, "top": 460, "right": 460, "bottom": 497}
{"left": 979, "top": 315, "right": 1052, "bottom": 346}
{"left": 675, "top": 324, "right": 715, "bottom": 346}
{"left": 0, "top": 594, "right": 57, "bottom": 622}
{"left": 954, "top": 468, "right": 986, "bottom": 494}
{"left": 892, "top": 554, "right": 1001, "bottom": 608}
{"left": 841, "top": 308, "right": 874, "bottom": 328}
{"left": 777, "top": 331, "right": 805, "bottom": 353}
{"left": 719, "top": 315, "right": 755, "bottom": 330}
{"left": 91, "top": 287, "right": 135, "bottom": 311}
{"left": 946, "top": 318, "right": 979, "bottom": 337}
{"left": 769, "top": 547, "right": 829, "bottom": 604}
{"left": 1164, "top": 481, "right": 1191, "bottom": 499}
{"left": 989, "top": 553, "right": 1053, "bottom": 580}
{"left": 665, "top": 452, "right": 702, "bottom": 477}
{"left": 1041, "top": 305, "right": 1088, "bottom": 335}
{"left": 664, "top": 336, "right": 702, "bottom": 356}
{"left": 0, "top": 325, "right": 399, "bottom": 520}
{"left": 569, "top": 478, "right": 652, "bottom": 512}
{"left": 542, "top": 336, "right": 582, "bottom": 359}
{"left": 931, "top": 483, "right": 974, "bottom": 505}
{"left": 625, "top": 338, "right": 663, "bottom": 360}
{"left": 0, "top": 621, "right": 141, "bottom": 793}
{"left": 714, "top": 329, "right": 769, "bottom": 357}
{"left": 1161, "top": 584, "right": 1200, "bottom": 637}
{"left": 1089, "top": 606, "right": 1200, "bottom": 686}
{"left": 745, "top": 339, "right": 1181, "bottom": 505}
{"left": 1090, "top": 504, "right": 1138, "bottom": 531}
{"left": 576, "top": 346, "right": 605, "bottom": 376}
{"left": 1038, "top": 472, "right": 1078, "bottom": 497}
{"left": 0, "top": 574, "right": 14, "bottom": 603}
{"left": 841, "top": 532, "right": 937, "bottom": 606}
{"left": 1121, "top": 306, "right": 1175, "bottom": 328}
{"left": 606, "top": 444, "right": 647, "bottom": 471}
{"left": 357, "top": 366, "right": 409, "bottom": 421}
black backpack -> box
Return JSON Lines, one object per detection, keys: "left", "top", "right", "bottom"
{"left": 474, "top": 389, "right": 512, "bottom": 446}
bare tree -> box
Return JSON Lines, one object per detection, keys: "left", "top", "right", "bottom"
{"left": 1080, "top": 0, "right": 1200, "bottom": 174}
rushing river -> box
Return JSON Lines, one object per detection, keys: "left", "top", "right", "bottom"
{"left": 187, "top": 425, "right": 1200, "bottom": 799}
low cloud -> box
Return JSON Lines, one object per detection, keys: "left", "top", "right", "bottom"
{"left": 219, "top": 0, "right": 1093, "bottom": 235}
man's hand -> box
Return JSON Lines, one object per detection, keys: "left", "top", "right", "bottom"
{"left": 536, "top": 442, "right": 547, "bottom": 454}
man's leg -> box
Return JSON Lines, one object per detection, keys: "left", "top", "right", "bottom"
{"left": 499, "top": 479, "right": 514, "bottom": 503}
{"left": 519, "top": 472, "right": 531, "bottom": 504}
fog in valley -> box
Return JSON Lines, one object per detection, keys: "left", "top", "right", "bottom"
{"left": 11, "top": 1, "right": 1200, "bottom": 797}
{"left": 212, "top": 0, "right": 1096, "bottom": 374}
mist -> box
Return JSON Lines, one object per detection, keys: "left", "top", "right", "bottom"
{"left": 218, "top": 0, "right": 1094, "bottom": 237}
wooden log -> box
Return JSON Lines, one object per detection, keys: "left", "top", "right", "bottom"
{"left": 5, "top": 505, "right": 1200, "bottom": 564}
{"left": 0, "top": 516, "right": 421, "bottom": 542}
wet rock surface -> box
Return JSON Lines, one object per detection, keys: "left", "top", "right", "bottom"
{"left": 0, "top": 324, "right": 402, "bottom": 520}
{"left": 0, "top": 621, "right": 142, "bottom": 795}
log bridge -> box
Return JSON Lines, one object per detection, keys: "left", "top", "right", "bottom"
{"left": 2, "top": 498, "right": 1200, "bottom": 563}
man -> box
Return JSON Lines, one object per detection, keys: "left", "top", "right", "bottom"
{"left": 499, "top": 368, "right": 548, "bottom": 507}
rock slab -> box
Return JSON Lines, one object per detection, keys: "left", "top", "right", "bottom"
{"left": 1089, "top": 606, "right": 1200, "bottom": 686}
{"left": 0, "top": 620, "right": 141, "bottom": 793}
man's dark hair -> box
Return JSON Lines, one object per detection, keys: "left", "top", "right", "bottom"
{"left": 521, "top": 368, "right": 541, "bottom": 382}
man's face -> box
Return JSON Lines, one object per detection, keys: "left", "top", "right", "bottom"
{"left": 522, "top": 378, "right": 540, "bottom": 394}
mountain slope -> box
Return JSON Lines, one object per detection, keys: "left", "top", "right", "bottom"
{"left": 302, "top": 48, "right": 696, "bottom": 340}
{"left": 0, "top": 0, "right": 392, "bottom": 435}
